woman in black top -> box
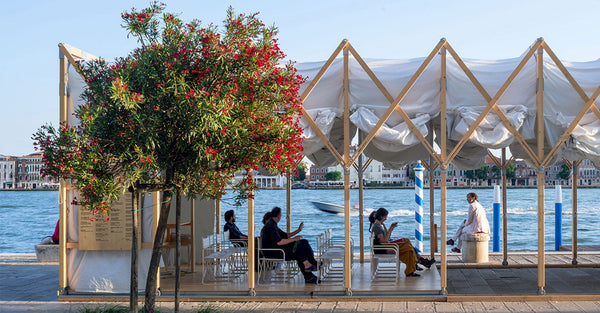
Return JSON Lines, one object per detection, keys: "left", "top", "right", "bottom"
{"left": 260, "top": 206, "right": 320, "bottom": 284}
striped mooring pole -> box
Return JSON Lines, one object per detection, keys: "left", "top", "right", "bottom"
{"left": 555, "top": 184, "right": 562, "bottom": 251}
{"left": 493, "top": 185, "right": 501, "bottom": 252}
{"left": 414, "top": 161, "right": 424, "bottom": 254}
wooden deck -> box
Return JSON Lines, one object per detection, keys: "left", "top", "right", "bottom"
{"left": 160, "top": 261, "right": 441, "bottom": 298}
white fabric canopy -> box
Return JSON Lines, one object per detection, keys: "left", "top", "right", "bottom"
{"left": 299, "top": 53, "right": 600, "bottom": 169}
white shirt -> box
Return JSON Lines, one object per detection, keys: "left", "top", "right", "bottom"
{"left": 463, "top": 200, "right": 490, "bottom": 234}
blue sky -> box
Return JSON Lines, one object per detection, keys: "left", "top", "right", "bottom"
{"left": 2, "top": 0, "right": 600, "bottom": 156}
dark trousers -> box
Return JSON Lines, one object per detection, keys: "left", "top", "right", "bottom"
{"left": 283, "top": 239, "right": 317, "bottom": 280}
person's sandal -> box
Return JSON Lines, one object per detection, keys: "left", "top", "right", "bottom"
{"left": 305, "top": 276, "right": 322, "bottom": 284}
{"left": 406, "top": 272, "right": 421, "bottom": 277}
{"left": 451, "top": 247, "right": 461, "bottom": 253}
{"left": 446, "top": 239, "right": 454, "bottom": 245}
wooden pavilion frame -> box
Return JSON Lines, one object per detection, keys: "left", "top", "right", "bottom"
{"left": 296, "top": 37, "right": 600, "bottom": 296}
{"left": 57, "top": 38, "right": 600, "bottom": 298}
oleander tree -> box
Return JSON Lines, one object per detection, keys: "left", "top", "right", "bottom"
{"left": 33, "top": 2, "right": 304, "bottom": 311}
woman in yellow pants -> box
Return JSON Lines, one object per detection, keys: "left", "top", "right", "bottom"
{"left": 369, "top": 208, "right": 435, "bottom": 277}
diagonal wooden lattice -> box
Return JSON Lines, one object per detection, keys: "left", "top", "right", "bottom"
{"left": 301, "top": 38, "right": 600, "bottom": 171}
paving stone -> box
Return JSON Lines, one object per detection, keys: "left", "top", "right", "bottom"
{"left": 314, "top": 301, "right": 336, "bottom": 313}
{"left": 356, "top": 302, "right": 381, "bottom": 313}
{"left": 277, "top": 301, "right": 302, "bottom": 313}
{"left": 406, "top": 302, "right": 435, "bottom": 312}
{"left": 527, "top": 301, "right": 560, "bottom": 312}
{"left": 460, "top": 302, "right": 487, "bottom": 313}
{"left": 574, "top": 301, "right": 600, "bottom": 313}
{"left": 481, "top": 302, "right": 510, "bottom": 312}
{"left": 333, "top": 301, "right": 357, "bottom": 312}
{"left": 297, "top": 301, "right": 320, "bottom": 313}
{"left": 382, "top": 301, "right": 407, "bottom": 312}
{"left": 434, "top": 302, "right": 464, "bottom": 312}
{"left": 549, "top": 301, "right": 585, "bottom": 312}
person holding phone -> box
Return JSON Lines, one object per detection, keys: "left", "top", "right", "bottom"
{"left": 369, "top": 207, "right": 435, "bottom": 277}
{"left": 260, "top": 206, "right": 320, "bottom": 284}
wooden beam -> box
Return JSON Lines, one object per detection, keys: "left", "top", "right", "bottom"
{"left": 358, "top": 132, "right": 365, "bottom": 264}
{"left": 300, "top": 107, "right": 345, "bottom": 167}
{"left": 300, "top": 39, "right": 347, "bottom": 101}
{"left": 440, "top": 46, "right": 448, "bottom": 164}
{"left": 501, "top": 148, "right": 508, "bottom": 266}
{"left": 286, "top": 173, "right": 291, "bottom": 233}
{"left": 349, "top": 39, "right": 446, "bottom": 167}
{"left": 439, "top": 45, "right": 448, "bottom": 295}
{"left": 536, "top": 45, "right": 546, "bottom": 295}
{"left": 347, "top": 42, "right": 443, "bottom": 167}
{"left": 247, "top": 171, "right": 255, "bottom": 294}
{"left": 488, "top": 151, "right": 502, "bottom": 169}
{"left": 362, "top": 157, "right": 374, "bottom": 171}
{"left": 343, "top": 47, "right": 352, "bottom": 295}
{"left": 443, "top": 40, "right": 543, "bottom": 167}
{"left": 542, "top": 86, "right": 600, "bottom": 167}
{"left": 572, "top": 160, "right": 581, "bottom": 265}
{"left": 58, "top": 47, "right": 68, "bottom": 292}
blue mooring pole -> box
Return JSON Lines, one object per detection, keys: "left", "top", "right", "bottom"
{"left": 555, "top": 185, "right": 562, "bottom": 251}
{"left": 493, "top": 185, "right": 500, "bottom": 252}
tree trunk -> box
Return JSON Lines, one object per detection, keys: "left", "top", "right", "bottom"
{"left": 175, "top": 190, "right": 181, "bottom": 312}
{"left": 144, "top": 188, "right": 173, "bottom": 313}
{"left": 130, "top": 189, "right": 139, "bottom": 313}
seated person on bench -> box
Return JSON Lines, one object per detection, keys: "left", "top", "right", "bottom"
{"left": 369, "top": 208, "right": 435, "bottom": 277}
{"left": 260, "top": 206, "right": 321, "bottom": 284}
{"left": 446, "top": 192, "right": 490, "bottom": 253}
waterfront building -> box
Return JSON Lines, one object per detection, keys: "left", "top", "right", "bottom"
{"left": 14, "top": 152, "right": 57, "bottom": 189}
{"left": 0, "top": 155, "right": 15, "bottom": 189}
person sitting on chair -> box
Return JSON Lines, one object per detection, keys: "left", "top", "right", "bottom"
{"left": 260, "top": 206, "right": 321, "bottom": 284}
{"left": 369, "top": 208, "right": 435, "bottom": 277}
{"left": 446, "top": 192, "right": 490, "bottom": 253}
{"left": 224, "top": 210, "right": 247, "bottom": 246}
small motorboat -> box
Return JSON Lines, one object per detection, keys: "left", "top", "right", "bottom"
{"left": 311, "top": 201, "right": 360, "bottom": 214}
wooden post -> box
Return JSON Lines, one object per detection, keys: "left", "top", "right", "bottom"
{"left": 247, "top": 170, "right": 256, "bottom": 295}
{"left": 572, "top": 161, "right": 579, "bottom": 265}
{"left": 58, "top": 47, "right": 68, "bottom": 293}
{"left": 286, "top": 173, "right": 292, "bottom": 233}
{"left": 439, "top": 45, "right": 448, "bottom": 295}
{"left": 502, "top": 148, "right": 508, "bottom": 266}
{"left": 190, "top": 197, "right": 195, "bottom": 273}
{"left": 358, "top": 132, "right": 365, "bottom": 264}
{"left": 175, "top": 192, "right": 181, "bottom": 312}
{"left": 536, "top": 45, "right": 546, "bottom": 296}
{"left": 428, "top": 120, "right": 435, "bottom": 259}
{"left": 130, "top": 190, "right": 139, "bottom": 312}
{"left": 152, "top": 192, "right": 161, "bottom": 290}
{"left": 342, "top": 44, "right": 352, "bottom": 296}
{"left": 215, "top": 199, "right": 221, "bottom": 235}
{"left": 440, "top": 168, "right": 447, "bottom": 295}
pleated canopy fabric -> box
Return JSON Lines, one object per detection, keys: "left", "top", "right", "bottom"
{"left": 298, "top": 52, "right": 600, "bottom": 169}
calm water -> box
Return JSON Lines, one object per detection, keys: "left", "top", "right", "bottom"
{"left": 1, "top": 188, "right": 599, "bottom": 253}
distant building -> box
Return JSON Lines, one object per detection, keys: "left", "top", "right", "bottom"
{"left": 14, "top": 152, "right": 57, "bottom": 189}
{"left": 0, "top": 155, "right": 15, "bottom": 189}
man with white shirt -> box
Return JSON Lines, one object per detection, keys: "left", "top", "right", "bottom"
{"left": 446, "top": 192, "right": 490, "bottom": 253}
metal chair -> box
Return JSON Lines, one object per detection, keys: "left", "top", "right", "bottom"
{"left": 257, "top": 236, "right": 299, "bottom": 284}
{"left": 370, "top": 234, "right": 400, "bottom": 284}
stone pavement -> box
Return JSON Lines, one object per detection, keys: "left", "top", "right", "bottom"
{"left": 1, "top": 254, "right": 600, "bottom": 313}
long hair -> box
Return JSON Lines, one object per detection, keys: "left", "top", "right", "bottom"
{"left": 368, "top": 207, "right": 389, "bottom": 232}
